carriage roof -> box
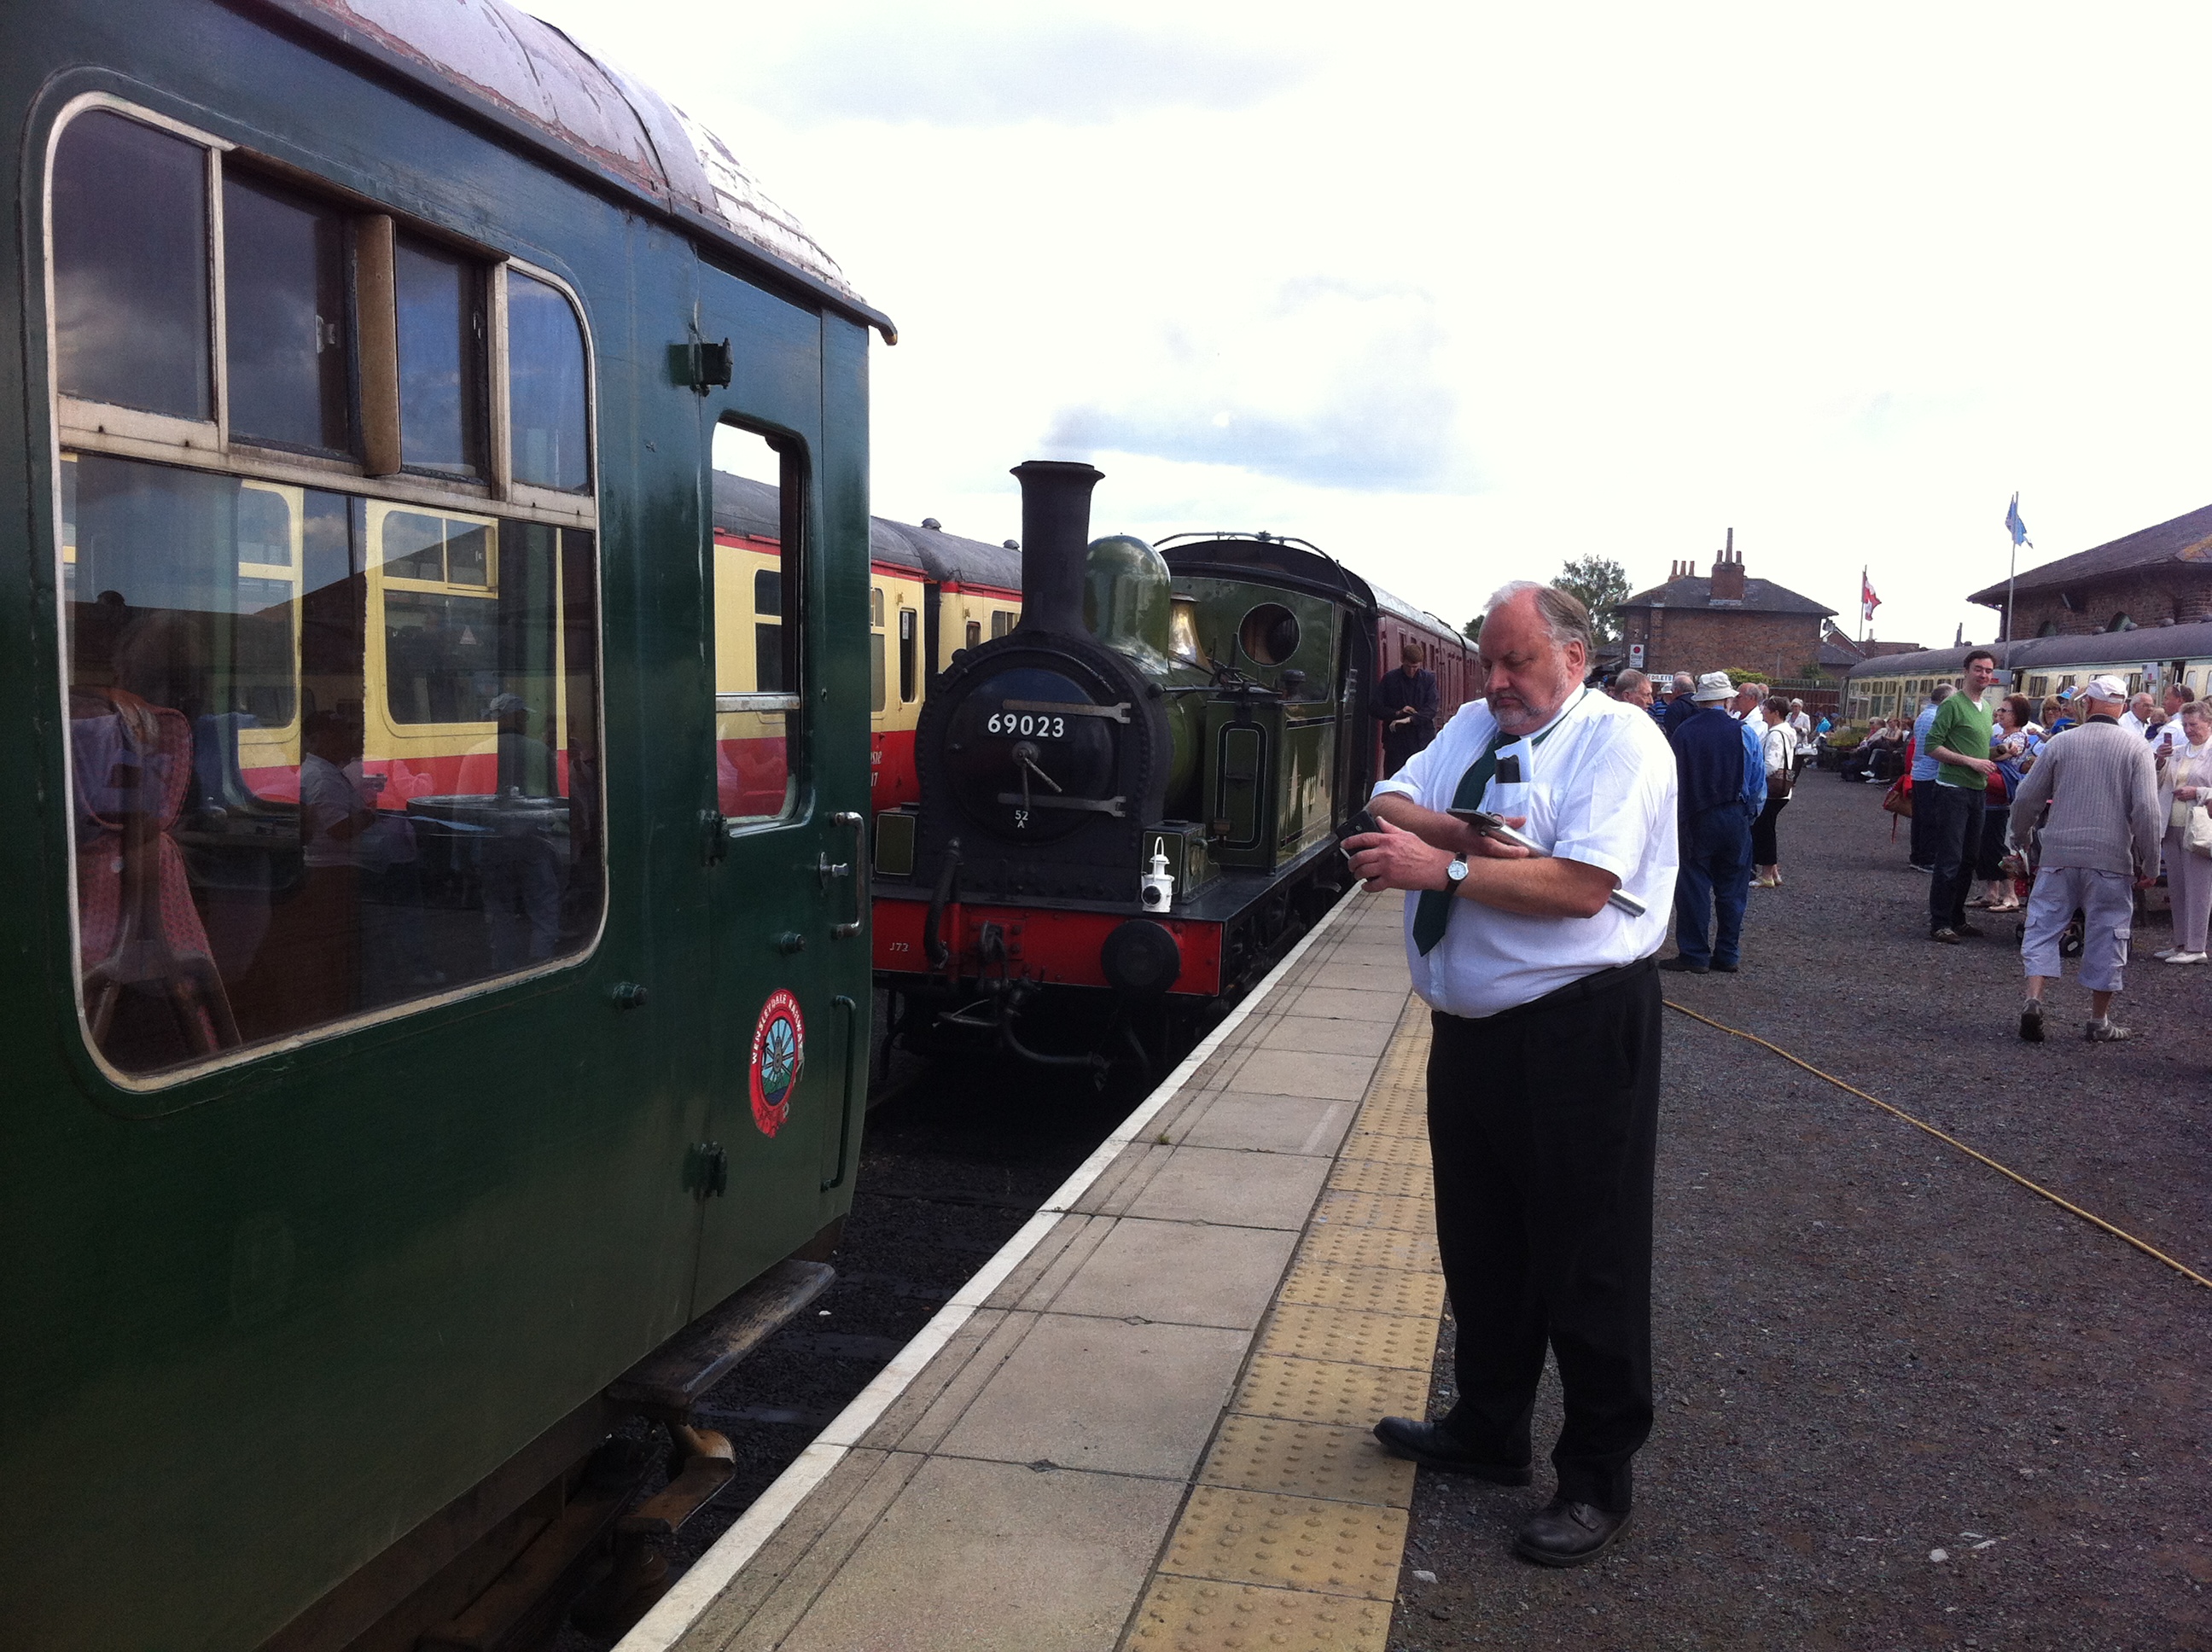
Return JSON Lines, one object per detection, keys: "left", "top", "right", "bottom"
{"left": 262, "top": 0, "right": 894, "bottom": 340}
{"left": 1842, "top": 620, "right": 2212, "bottom": 681}
{"left": 712, "top": 472, "right": 1023, "bottom": 591}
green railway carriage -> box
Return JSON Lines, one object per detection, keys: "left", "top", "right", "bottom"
{"left": 1, "top": 3, "right": 888, "bottom": 1646}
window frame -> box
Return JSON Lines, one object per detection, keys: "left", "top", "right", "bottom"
{"left": 42, "top": 93, "right": 610, "bottom": 1098}
{"left": 47, "top": 95, "right": 597, "bottom": 535}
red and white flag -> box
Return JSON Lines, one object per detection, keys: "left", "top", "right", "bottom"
{"left": 1860, "top": 570, "right": 1881, "bottom": 624}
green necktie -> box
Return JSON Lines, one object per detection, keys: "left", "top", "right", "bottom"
{"left": 1410, "top": 707, "right": 1576, "bottom": 956}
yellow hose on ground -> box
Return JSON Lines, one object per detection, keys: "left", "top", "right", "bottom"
{"left": 1663, "top": 999, "right": 2212, "bottom": 1294}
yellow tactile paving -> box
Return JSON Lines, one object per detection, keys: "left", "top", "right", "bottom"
{"left": 1311, "top": 1189, "right": 1434, "bottom": 1232}
{"left": 1231, "top": 1353, "right": 1432, "bottom": 1431}
{"left": 1344, "top": 1093, "right": 1426, "bottom": 1137}
{"left": 1258, "top": 1300, "right": 1440, "bottom": 1371}
{"left": 1292, "top": 1220, "right": 1441, "bottom": 1271}
{"left": 1126, "top": 1579, "right": 1397, "bottom": 1652}
{"left": 1120, "top": 970, "right": 1441, "bottom": 1651}
{"left": 1324, "top": 1158, "right": 1433, "bottom": 1199}
{"left": 1334, "top": 1129, "right": 1430, "bottom": 1166}
{"left": 1196, "top": 1415, "right": 1417, "bottom": 1507}
{"left": 1157, "top": 1486, "right": 1409, "bottom": 1600}
{"left": 1277, "top": 1262, "right": 1446, "bottom": 1321}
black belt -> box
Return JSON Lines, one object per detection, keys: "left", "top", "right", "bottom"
{"left": 1435, "top": 955, "right": 1656, "bottom": 1028}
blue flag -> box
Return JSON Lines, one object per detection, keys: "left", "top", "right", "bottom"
{"left": 2005, "top": 493, "right": 2032, "bottom": 548}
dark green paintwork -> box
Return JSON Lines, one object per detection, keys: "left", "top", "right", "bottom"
{"left": 0, "top": 9, "right": 872, "bottom": 1649}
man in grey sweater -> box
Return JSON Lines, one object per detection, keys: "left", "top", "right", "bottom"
{"left": 2005, "top": 674, "right": 2163, "bottom": 1042}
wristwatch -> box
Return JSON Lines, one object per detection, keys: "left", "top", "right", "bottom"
{"left": 1444, "top": 852, "right": 1469, "bottom": 891}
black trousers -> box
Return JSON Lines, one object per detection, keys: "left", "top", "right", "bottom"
{"left": 1924, "top": 782, "right": 1986, "bottom": 933}
{"left": 1428, "top": 958, "right": 1663, "bottom": 1512}
{"left": 1751, "top": 792, "right": 1790, "bottom": 864}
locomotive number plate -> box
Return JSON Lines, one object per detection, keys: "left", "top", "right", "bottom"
{"left": 986, "top": 711, "right": 1067, "bottom": 738}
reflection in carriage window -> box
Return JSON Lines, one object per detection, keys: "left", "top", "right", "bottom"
{"left": 61, "top": 450, "right": 602, "bottom": 1078}
{"left": 507, "top": 271, "right": 590, "bottom": 492}
{"left": 224, "top": 172, "right": 351, "bottom": 454}
{"left": 395, "top": 235, "right": 487, "bottom": 479}
{"left": 52, "top": 110, "right": 212, "bottom": 421}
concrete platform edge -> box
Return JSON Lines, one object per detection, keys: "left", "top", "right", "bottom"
{"left": 612, "top": 893, "right": 1369, "bottom": 1652}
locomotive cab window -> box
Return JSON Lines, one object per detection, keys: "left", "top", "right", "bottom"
{"left": 710, "top": 424, "right": 804, "bottom": 823}
{"left": 47, "top": 100, "right": 605, "bottom": 1084}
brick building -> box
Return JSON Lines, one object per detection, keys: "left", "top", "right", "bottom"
{"left": 1968, "top": 501, "right": 2212, "bottom": 638}
{"left": 1620, "top": 543, "right": 1836, "bottom": 682}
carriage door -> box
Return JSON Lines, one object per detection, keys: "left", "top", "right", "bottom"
{"left": 690, "top": 274, "right": 864, "bottom": 1314}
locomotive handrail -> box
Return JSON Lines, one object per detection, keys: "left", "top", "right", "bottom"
{"left": 715, "top": 692, "right": 804, "bottom": 713}
{"left": 995, "top": 793, "right": 1127, "bottom": 817}
{"left": 1001, "top": 697, "right": 1130, "bottom": 724}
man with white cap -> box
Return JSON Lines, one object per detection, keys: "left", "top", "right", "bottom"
{"left": 2005, "top": 673, "right": 2163, "bottom": 1042}
{"left": 1664, "top": 672, "right": 1763, "bottom": 973}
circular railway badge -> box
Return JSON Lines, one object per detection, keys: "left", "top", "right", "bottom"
{"left": 748, "top": 990, "right": 806, "bottom": 1137}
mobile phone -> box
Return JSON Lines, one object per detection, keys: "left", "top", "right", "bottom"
{"left": 1334, "top": 809, "right": 1378, "bottom": 857}
{"left": 1448, "top": 806, "right": 1540, "bottom": 852}
{"left": 1446, "top": 807, "right": 1649, "bottom": 917}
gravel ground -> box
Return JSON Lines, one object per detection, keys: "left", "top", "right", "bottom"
{"left": 1390, "top": 771, "right": 2212, "bottom": 1652}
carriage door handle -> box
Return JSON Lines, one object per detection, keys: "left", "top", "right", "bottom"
{"left": 830, "top": 811, "right": 866, "bottom": 938}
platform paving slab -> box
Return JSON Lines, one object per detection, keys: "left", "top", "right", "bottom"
{"left": 653, "top": 894, "right": 1437, "bottom": 1652}
{"left": 1168, "top": 1092, "right": 1357, "bottom": 1156}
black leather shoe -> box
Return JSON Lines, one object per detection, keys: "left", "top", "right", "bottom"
{"left": 1709, "top": 960, "right": 1739, "bottom": 973}
{"left": 1953, "top": 922, "right": 1983, "bottom": 939}
{"left": 1657, "top": 957, "right": 1709, "bottom": 974}
{"left": 1371, "top": 1417, "right": 1532, "bottom": 1485}
{"left": 1513, "top": 1497, "right": 1631, "bottom": 1567}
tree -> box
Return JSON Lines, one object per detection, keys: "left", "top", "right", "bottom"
{"left": 1551, "top": 556, "right": 1630, "bottom": 644}
{"left": 1461, "top": 613, "right": 1483, "bottom": 644}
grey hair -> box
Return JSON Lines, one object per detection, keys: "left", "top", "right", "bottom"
{"left": 1484, "top": 580, "right": 1592, "bottom": 657}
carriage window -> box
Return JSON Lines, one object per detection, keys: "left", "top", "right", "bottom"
{"left": 711, "top": 428, "right": 802, "bottom": 823}
{"left": 965, "top": 620, "right": 982, "bottom": 651}
{"left": 52, "top": 110, "right": 212, "bottom": 421}
{"left": 507, "top": 271, "right": 589, "bottom": 492}
{"left": 899, "top": 608, "right": 917, "bottom": 703}
{"left": 224, "top": 172, "right": 351, "bottom": 453}
{"left": 395, "top": 235, "right": 487, "bottom": 479}
{"left": 992, "top": 610, "right": 1014, "bottom": 639}
{"left": 59, "top": 451, "right": 603, "bottom": 1079}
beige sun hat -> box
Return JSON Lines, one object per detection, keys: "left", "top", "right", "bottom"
{"left": 1692, "top": 672, "right": 1734, "bottom": 703}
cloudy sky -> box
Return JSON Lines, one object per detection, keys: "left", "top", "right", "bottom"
{"left": 529, "top": 0, "right": 2212, "bottom": 654}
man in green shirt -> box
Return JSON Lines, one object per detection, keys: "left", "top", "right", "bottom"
{"left": 1925, "top": 649, "right": 1999, "bottom": 942}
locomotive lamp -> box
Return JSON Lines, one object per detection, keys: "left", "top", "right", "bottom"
{"left": 1140, "top": 837, "right": 1176, "bottom": 910}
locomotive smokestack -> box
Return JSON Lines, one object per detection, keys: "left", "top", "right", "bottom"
{"left": 1010, "top": 459, "right": 1103, "bottom": 637}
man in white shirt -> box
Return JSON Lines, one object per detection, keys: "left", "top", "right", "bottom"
{"left": 1347, "top": 580, "right": 1679, "bottom": 1568}
{"left": 2119, "top": 692, "right": 2155, "bottom": 740}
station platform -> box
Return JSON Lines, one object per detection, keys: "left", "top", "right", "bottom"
{"left": 620, "top": 891, "right": 1433, "bottom": 1652}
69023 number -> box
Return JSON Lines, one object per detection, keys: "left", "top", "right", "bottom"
{"left": 987, "top": 712, "right": 1066, "bottom": 737}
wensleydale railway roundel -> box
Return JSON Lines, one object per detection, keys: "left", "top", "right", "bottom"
{"left": 749, "top": 989, "right": 806, "bottom": 1137}
{"left": 944, "top": 665, "right": 1119, "bottom": 841}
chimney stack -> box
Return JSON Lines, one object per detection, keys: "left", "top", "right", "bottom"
{"left": 1710, "top": 529, "right": 1746, "bottom": 602}
{"left": 1009, "top": 460, "right": 1104, "bottom": 637}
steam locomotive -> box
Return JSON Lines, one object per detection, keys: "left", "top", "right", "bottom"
{"left": 870, "top": 461, "right": 1475, "bottom": 1072}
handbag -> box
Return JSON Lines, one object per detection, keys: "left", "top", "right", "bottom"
{"left": 2187, "top": 801, "right": 2212, "bottom": 859}
{"left": 1883, "top": 777, "right": 1912, "bottom": 817}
